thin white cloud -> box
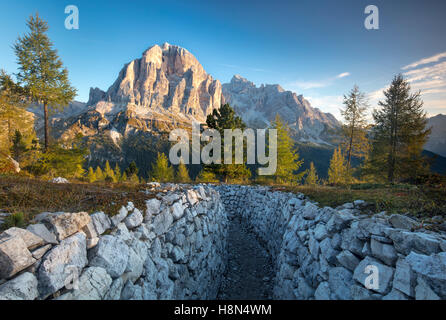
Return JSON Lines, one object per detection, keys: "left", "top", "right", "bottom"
{"left": 337, "top": 72, "right": 351, "bottom": 78}
{"left": 402, "top": 52, "right": 446, "bottom": 70}
{"left": 289, "top": 72, "right": 351, "bottom": 90}
{"left": 306, "top": 95, "right": 344, "bottom": 120}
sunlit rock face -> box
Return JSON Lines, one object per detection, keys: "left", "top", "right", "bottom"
{"left": 91, "top": 43, "right": 222, "bottom": 123}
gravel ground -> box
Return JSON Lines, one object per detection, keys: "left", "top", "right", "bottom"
{"left": 217, "top": 216, "right": 275, "bottom": 300}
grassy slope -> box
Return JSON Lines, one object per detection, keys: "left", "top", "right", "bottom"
{"left": 0, "top": 175, "right": 154, "bottom": 230}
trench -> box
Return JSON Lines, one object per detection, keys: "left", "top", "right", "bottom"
{"left": 217, "top": 215, "right": 275, "bottom": 300}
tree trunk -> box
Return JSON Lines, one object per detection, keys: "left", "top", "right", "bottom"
{"left": 44, "top": 102, "right": 49, "bottom": 152}
{"left": 7, "top": 118, "right": 11, "bottom": 148}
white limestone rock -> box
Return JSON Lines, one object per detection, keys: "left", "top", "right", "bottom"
{"left": 0, "top": 235, "right": 36, "bottom": 279}
{"left": 37, "top": 232, "right": 87, "bottom": 298}
{"left": 124, "top": 208, "right": 144, "bottom": 229}
{"left": 88, "top": 235, "right": 130, "bottom": 279}
{"left": 27, "top": 224, "right": 58, "bottom": 245}
{"left": 353, "top": 256, "right": 394, "bottom": 295}
{"left": 39, "top": 212, "right": 91, "bottom": 241}
{"left": 2, "top": 227, "right": 45, "bottom": 250}
{"left": 0, "top": 272, "right": 38, "bottom": 300}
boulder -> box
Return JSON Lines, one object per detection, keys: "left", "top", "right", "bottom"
{"left": 88, "top": 235, "right": 130, "bottom": 279}
{"left": 389, "top": 214, "right": 419, "bottom": 230}
{"left": 336, "top": 250, "right": 360, "bottom": 271}
{"left": 123, "top": 248, "right": 144, "bottom": 283}
{"left": 314, "top": 281, "right": 330, "bottom": 300}
{"left": 393, "top": 259, "right": 416, "bottom": 297}
{"left": 104, "top": 277, "right": 124, "bottom": 300}
{"left": 0, "top": 272, "right": 38, "bottom": 300}
{"left": 62, "top": 267, "right": 112, "bottom": 300}
{"left": 90, "top": 212, "right": 112, "bottom": 235}
{"left": 0, "top": 235, "right": 36, "bottom": 279}
{"left": 124, "top": 208, "right": 143, "bottom": 229}
{"left": 370, "top": 238, "right": 398, "bottom": 266}
{"left": 383, "top": 288, "right": 409, "bottom": 300}
{"left": 405, "top": 251, "right": 446, "bottom": 298}
{"left": 145, "top": 198, "right": 161, "bottom": 221}
{"left": 38, "top": 232, "right": 88, "bottom": 298}
{"left": 2, "top": 227, "right": 45, "bottom": 250}
{"left": 152, "top": 208, "right": 173, "bottom": 236}
{"left": 186, "top": 189, "right": 199, "bottom": 205}
{"left": 386, "top": 229, "right": 442, "bottom": 255}
{"left": 171, "top": 202, "right": 185, "bottom": 220}
{"left": 31, "top": 244, "right": 52, "bottom": 260}
{"left": 415, "top": 277, "right": 440, "bottom": 300}
{"left": 111, "top": 206, "right": 128, "bottom": 227}
{"left": 40, "top": 212, "right": 91, "bottom": 241}
{"left": 353, "top": 256, "right": 394, "bottom": 295}
{"left": 302, "top": 202, "right": 319, "bottom": 220}
{"left": 27, "top": 224, "right": 58, "bottom": 245}
{"left": 328, "top": 267, "right": 354, "bottom": 300}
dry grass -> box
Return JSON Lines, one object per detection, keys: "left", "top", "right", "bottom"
{"left": 0, "top": 175, "right": 154, "bottom": 230}
{"left": 272, "top": 183, "right": 446, "bottom": 219}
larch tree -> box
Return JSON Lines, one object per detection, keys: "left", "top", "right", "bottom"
{"left": 14, "top": 14, "right": 76, "bottom": 152}
{"left": 340, "top": 85, "right": 370, "bottom": 176}
{"left": 150, "top": 152, "right": 174, "bottom": 182}
{"left": 371, "top": 74, "right": 431, "bottom": 183}
{"left": 305, "top": 162, "right": 319, "bottom": 186}
{"left": 176, "top": 159, "right": 191, "bottom": 183}
{"left": 328, "top": 146, "right": 348, "bottom": 185}
{"left": 271, "top": 114, "right": 305, "bottom": 184}
{"left": 0, "top": 70, "right": 33, "bottom": 156}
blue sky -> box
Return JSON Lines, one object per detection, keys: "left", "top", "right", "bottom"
{"left": 1, "top": 0, "right": 445, "bottom": 119}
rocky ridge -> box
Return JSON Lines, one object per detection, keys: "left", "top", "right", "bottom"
{"left": 222, "top": 75, "right": 340, "bottom": 144}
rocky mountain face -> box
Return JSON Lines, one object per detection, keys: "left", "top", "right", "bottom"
{"left": 51, "top": 43, "right": 222, "bottom": 143}
{"left": 222, "top": 75, "right": 340, "bottom": 144}
{"left": 425, "top": 114, "right": 446, "bottom": 157}
{"left": 30, "top": 43, "right": 341, "bottom": 169}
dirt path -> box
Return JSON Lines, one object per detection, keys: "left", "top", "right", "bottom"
{"left": 217, "top": 216, "right": 275, "bottom": 300}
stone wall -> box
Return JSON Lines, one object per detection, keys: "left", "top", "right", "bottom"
{"left": 2, "top": 183, "right": 446, "bottom": 300}
{"left": 0, "top": 184, "right": 228, "bottom": 300}
{"left": 218, "top": 185, "right": 446, "bottom": 300}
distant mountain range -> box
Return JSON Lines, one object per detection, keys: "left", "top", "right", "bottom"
{"left": 425, "top": 114, "right": 446, "bottom": 158}
{"left": 27, "top": 43, "right": 445, "bottom": 176}
{"left": 222, "top": 75, "right": 339, "bottom": 144}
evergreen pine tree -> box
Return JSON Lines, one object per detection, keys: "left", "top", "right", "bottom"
{"left": 205, "top": 103, "right": 251, "bottom": 182}
{"left": 271, "top": 114, "right": 305, "bottom": 184}
{"left": 14, "top": 14, "right": 76, "bottom": 151}
{"left": 305, "top": 162, "right": 319, "bottom": 186}
{"left": 370, "top": 74, "right": 431, "bottom": 183}
{"left": 328, "top": 147, "right": 348, "bottom": 185}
